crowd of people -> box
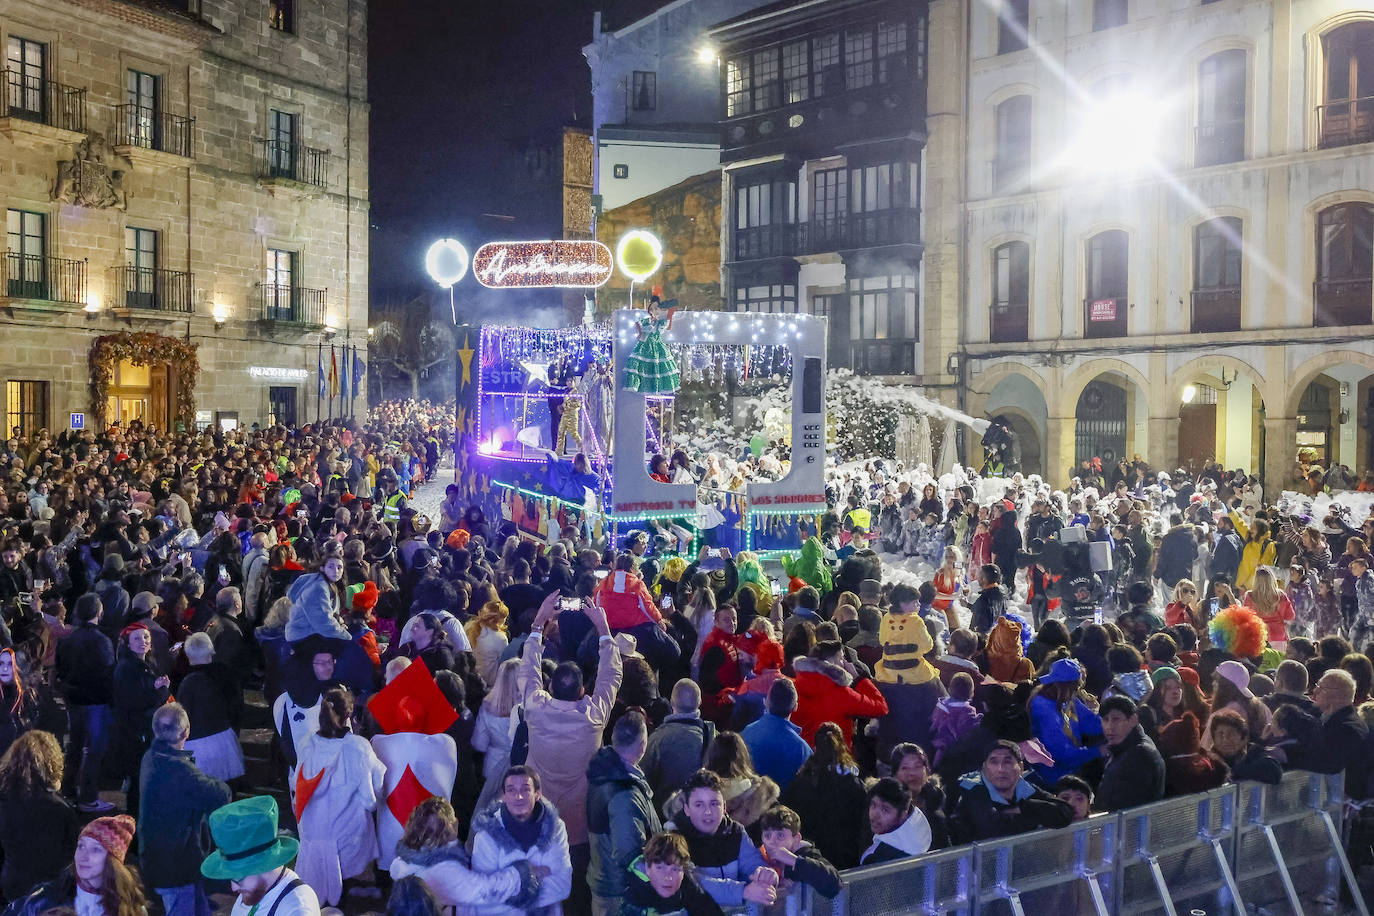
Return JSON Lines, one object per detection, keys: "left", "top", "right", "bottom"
{"left": 0, "top": 399, "right": 1368, "bottom": 916}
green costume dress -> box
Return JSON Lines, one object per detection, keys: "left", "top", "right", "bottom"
{"left": 623, "top": 315, "right": 679, "bottom": 394}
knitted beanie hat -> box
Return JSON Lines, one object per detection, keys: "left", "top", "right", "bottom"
{"left": 80, "top": 815, "right": 136, "bottom": 863}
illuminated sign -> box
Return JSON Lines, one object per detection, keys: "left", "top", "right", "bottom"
{"left": 248, "top": 367, "right": 308, "bottom": 381}
{"left": 472, "top": 240, "right": 614, "bottom": 289}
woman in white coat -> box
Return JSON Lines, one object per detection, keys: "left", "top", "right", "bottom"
{"left": 471, "top": 658, "right": 521, "bottom": 813}
{"left": 293, "top": 686, "right": 387, "bottom": 906}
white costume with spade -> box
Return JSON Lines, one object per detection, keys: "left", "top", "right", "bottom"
{"left": 366, "top": 658, "right": 460, "bottom": 870}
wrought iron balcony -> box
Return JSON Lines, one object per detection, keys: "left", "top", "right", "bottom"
{"left": 732, "top": 224, "right": 796, "bottom": 261}
{"left": 1318, "top": 98, "right": 1374, "bottom": 149}
{"left": 1083, "top": 295, "right": 1127, "bottom": 338}
{"left": 257, "top": 283, "right": 327, "bottom": 325}
{"left": 1313, "top": 278, "right": 1372, "bottom": 327}
{"left": 1190, "top": 286, "right": 1241, "bottom": 332}
{"left": 3, "top": 253, "right": 86, "bottom": 304}
{"left": 799, "top": 209, "right": 921, "bottom": 255}
{"left": 114, "top": 104, "right": 193, "bottom": 158}
{"left": 1, "top": 70, "right": 86, "bottom": 133}
{"left": 255, "top": 139, "right": 328, "bottom": 189}
{"left": 111, "top": 266, "right": 192, "bottom": 313}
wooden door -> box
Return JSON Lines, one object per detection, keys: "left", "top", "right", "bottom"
{"left": 150, "top": 365, "right": 168, "bottom": 431}
{"left": 1178, "top": 404, "right": 1217, "bottom": 474}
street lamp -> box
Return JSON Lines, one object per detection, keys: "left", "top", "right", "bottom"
{"left": 1062, "top": 87, "right": 1169, "bottom": 178}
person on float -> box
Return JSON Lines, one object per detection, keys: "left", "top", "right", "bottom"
{"left": 367, "top": 658, "right": 459, "bottom": 872}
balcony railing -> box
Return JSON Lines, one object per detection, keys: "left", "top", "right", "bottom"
{"left": 1, "top": 70, "right": 86, "bottom": 133}
{"left": 1317, "top": 98, "right": 1374, "bottom": 149}
{"left": 1191, "top": 286, "right": 1241, "bottom": 332}
{"left": 114, "top": 104, "right": 193, "bottom": 158}
{"left": 1195, "top": 120, "right": 1245, "bottom": 166}
{"left": 1313, "top": 277, "right": 1373, "bottom": 327}
{"left": 733, "top": 224, "right": 796, "bottom": 261}
{"left": 257, "top": 284, "right": 327, "bottom": 325}
{"left": 1083, "top": 295, "right": 1127, "bottom": 338}
{"left": 990, "top": 303, "right": 1029, "bottom": 342}
{"left": 798, "top": 209, "right": 922, "bottom": 255}
{"left": 256, "top": 139, "right": 329, "bottom": 189}
{"left": 3, "top": 253, "right": 86, "bottom": 304}
{"left": 111, "top": 266, "right": 192, "bottom": 313}
{"left": 850, "top": 339, "right": 916, "bottom": 376}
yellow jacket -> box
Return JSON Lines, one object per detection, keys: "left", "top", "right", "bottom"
{"left": 1230, "top": 510, "right": 1275, "bottom": 592}
{"left": 874, "top": 610, "right": 937, "bottom": 685}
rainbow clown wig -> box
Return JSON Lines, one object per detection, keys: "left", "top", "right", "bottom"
{"left": 1208, "top": 605, "right": 1268, "bottom": 659}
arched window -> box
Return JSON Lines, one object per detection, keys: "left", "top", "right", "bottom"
{"left": 1192, "top": 217, "right": 1243, "bottom": 332}
{"left": 1315, "top": 202, "right": 1374, "bottom": 326}
{"left": 1196, "top": 50, "right": 1245, "bottom": 166}
{"left": 993, "top": 95, "right": 1031, "bottom": 191}
{"left": 991, "top": 241, "right": 1029, "bottom": 342}
{"left": 1084, "top": 230, "right": 1127, "bottom": 338}
{"left": 1319, "top": 22, "right": 1374, "bottom": 147}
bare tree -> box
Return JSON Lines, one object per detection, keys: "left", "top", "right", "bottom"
{"left": 370, "top": 296, "right": 455, "bottom": 399}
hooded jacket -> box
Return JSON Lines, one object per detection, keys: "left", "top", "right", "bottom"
{"left": 791, "top": 656, "right": 889, "bottom": 748}
{"left": 469, "top": 798, "right": 573, "bottom": 916}
{"left": 283, "top": 573, "right": 350, "bottom": 642}
{"left": 984, "top": 618, "right": 1032, "bottom": 682}
{"left": 389, "top": 841, "right": 538, "bottom": 914}
{"left": 586, "top": 746, "right": 661, "bottom": 899}
{"left": 619, "top": 854, "right": 723, "bottom": 916}
{"left": 594, "top": 570, "right": 662, "bottom": 631}
{"left": 781, "top": 538, "right": 832, "bottom": 594}
{"left": 874, "top": 610, "right": 937, "bottom": 685}
{"left": 950, "top": 772, "right": 1075, "bottom": 843}
{"left": 641, "top": 713, "right": 716, "bottom": 811}
{"left": 860, "top": 806, "right": 933, "bottom": 865}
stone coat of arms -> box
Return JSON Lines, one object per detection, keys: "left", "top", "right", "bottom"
{"left": 52, "top": 133, "right": 131, "bottom": 210}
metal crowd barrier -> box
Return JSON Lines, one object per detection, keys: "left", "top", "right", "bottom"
{"left": 772, "top": 771, "right": 1368, "bottom": 916}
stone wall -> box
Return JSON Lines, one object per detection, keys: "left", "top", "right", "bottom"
{"left": 595, "top": 168, "right": 723, "bottom": 313}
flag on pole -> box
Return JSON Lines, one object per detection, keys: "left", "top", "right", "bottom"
{"left": 340, "top": 346, "right": 350, "bottom": 401}
{"left": 328, "top": 346, "right": 340, "bottom": 399}
{"left": 318, "top": 348, "right": 326, "bottom": 400}
{"left": 352, "top": 349, "right": 366, "bottom": 393}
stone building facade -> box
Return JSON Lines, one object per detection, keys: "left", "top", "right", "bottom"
{"left": 928, "top": 0, "right": 1374, "bottom": 484}
{"left": 0, "top": 0, "right": 367, "bottom": 434}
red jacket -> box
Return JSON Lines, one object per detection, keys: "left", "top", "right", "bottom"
{"left": 594, "top": 570, "right": 661, "bottom": 630}
{"left": 791, "top": 656, "right": 889, "bottom": 748}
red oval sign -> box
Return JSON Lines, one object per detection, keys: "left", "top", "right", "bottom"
{"left": 472, "top": 240, "right": 614, "bottom": 289}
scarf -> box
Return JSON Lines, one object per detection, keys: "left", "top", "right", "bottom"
{"left": 501, "top": 804, "right": 544, "bottom": 852}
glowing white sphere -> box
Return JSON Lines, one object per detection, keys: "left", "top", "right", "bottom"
{"left": 616, "top": 230, "right": 663, "bottom": 281}
{"left": 425, "top": 239, "right": 470, "bottom": 289}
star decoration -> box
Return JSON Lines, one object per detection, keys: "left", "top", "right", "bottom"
{"left": 457, "top": 335, "right": 475, "bottom": 388}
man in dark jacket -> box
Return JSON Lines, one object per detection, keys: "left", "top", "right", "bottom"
{"left": 139, "top": 702, "right": 232, "bottom": 916}
{"left": 55, "top": 593, "right": 115, "bottom": 812}
{"left": 1312, "top": 669, "right": 1372, "bottom": 799}
{"left": 951, "top": 741, "right": 1075, "bottom": 843}
{"left": 1094, "top": 696, "right": 1165, "bottom": 811}
{"left": 641, "top": 679, "right": 715, "bottom": 810}
{"left": 1210, "top": 515, "right": 1243, "bottom": 584}
{"left": 759, "top": 805, "right": 841, "bottom": 896}
{"left": 587, "top": 711, "right": 659, "bottom": 916}
{"left": 93, "top": 554, "right": 131, "bottom": 640}
{"left": 969, "top": 565, "right": 1009, "bottom": 634}
{"left": 1154, "top": 514, "right": 1198, "bottom": 589}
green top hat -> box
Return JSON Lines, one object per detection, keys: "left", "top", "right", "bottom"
{"left": 201, "top": 796, "right": 299, "bottom": 881}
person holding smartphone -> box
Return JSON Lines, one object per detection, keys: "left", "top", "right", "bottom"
{"left": 587, "top": 554, "right": 680, "bottom": 672}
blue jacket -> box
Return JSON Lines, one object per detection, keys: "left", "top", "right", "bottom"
{"left": 1028, "top": 694, "right": 1103, "bottom": 784}
{"left": 283, "top": 573, "right": 350, "bottom": 643}
{"left": 742, "top": 712, "right": 813, "bottom": 790}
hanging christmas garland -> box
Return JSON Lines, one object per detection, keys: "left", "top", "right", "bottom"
{"left": 89, "top": 331, "right": 199, "bottom": 429}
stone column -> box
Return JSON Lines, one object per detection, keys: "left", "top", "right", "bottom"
{"left": 1046, "top": 415, "right": 1076, "bottom": 487}
{"left": 1263, "top": 416, "right": 1297, "bottom": 490}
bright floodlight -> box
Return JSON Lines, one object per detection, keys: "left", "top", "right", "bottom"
{"left": 697, "top": 45, "right": 716, "bottom": 64}
{"left": 1065, "top": 89, "right": 1167, "bottom": 177}
{"left": 425, "top": 239, "right": 470, "bottom": 289}
{"left": 1182, "top": 384, "right": 1197, "bottom": 404}
{"left": 616, "top": 230, "right": 663, "bottom": 281}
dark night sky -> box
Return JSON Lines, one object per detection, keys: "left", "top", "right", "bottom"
{"left": 367, "top": 0, "right": 604, "bottom": 309}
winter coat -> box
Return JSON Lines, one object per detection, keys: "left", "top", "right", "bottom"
{"left": 137, "top": 738, "right": 232, "bottom": 888}
{"left": 791, "top": 657, "right": 888, "bottom": 749}
{"left": 1156, "top": 714, "right": 1229, "bottom": 796}
{"left": 1156, "top": 525, "right": 1199, "bottom": 586}
{"left": 1244, "top": 592, "right": 1296, "bottom": 644}
{"left": 390, "top": 841, "right": 538, "bottom": 915}
{"left": 177, "top": 663, "right": 242, "bottom": 739}
{"left": 641, "top": 713, "right": 716, "bottom": 811}
{"left": 619, "top": 855, "right": 723, "bottom": 916}
{"left": 969, "top": 585, "right": 1008, "bottom": 634}
{"left": 0, "top": 869, "right": 82, "bottom": 916}
{"left": 1028, "top": 693, "right": 1103, "bottom": 784}
{"left": 1210, "top": 531, "right": 1243, "bottom": 583}
{"left": 1230, "top": 512, "right": 1276, "bottom": 592}
{"left": 1094, "top": 725, "right": 1165, "bottom": 812}
{"left": 665, "top": 814, "right": 768, "bottom": 909}
{"left": 586, "top": 747, "right": 661, "bottom": 899}
{"left": 661, "top": 775, "right": 780, "bottom": 836}
{"left": 111, "top": 650, "right": 170, "bottom": 777}
{"left": 594, "top": 570, "right": 662, "bottom": 630}
{"left": 874, "top": 679, "right": 947, "bottom": 764}
{"left": 984, "top": 617, "right": 1032, "bottom": 682}
{"left": 284, "top": 573, "right": 350, "bottom": 643}
{"left": 741, "top": 712, "right": 812, "bottom": 790}
{"left": 860, "top": 807, "right": 932, "bottom": 865}
{"left": 931, "top": 699, "right": 982, "bottom": 765}
{"left": 470, "top": 798, "right": 573, "bottom": 915}
{"left": 93, "top": 578, "right": 131, "bottom": 640}
{"left": 1312, "top": 706, "right": 1373, "bottom": 799}
{"left": 242, "top": 546, "right": 271, "bottom": 622}
{"left": 0, "top": 787, "right": 77, "bottom": 901}
{"left": 874, "top": 609, "right": 937, "bottom": 685}
{"left": 517, "top": 631, "right": 622, "bottom": 846}
{"left": 950, "top": 773, "right": 1074, "bottom": 843}
{"left": 54, "top": 621, "right": 114, "bottom": 705}
{"left": 779, "top": 766, "right": 869, "bottom": 870}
